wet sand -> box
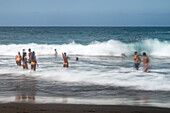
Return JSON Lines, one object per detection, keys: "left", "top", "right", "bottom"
{"left": 0, "top": 103, "right": 170, "bottom": 113}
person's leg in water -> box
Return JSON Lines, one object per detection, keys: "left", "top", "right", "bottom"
{"left": 144, "top": 65, "right": 149, "bottom": 72}
{"left": 19, "top": 60, "right": 21, "bottom": 66}
{"left": 66, "top": 62, "right": 69, "bottom": 68}
{"left": 23, "top": 63, "right": 25, "bottom": 69}
{"left": 34, "top": 64, "right": 36, "bottom": 71}
{"left": 25, "top": 63, "right": 28, "bottom": 69}
{"left": 31, "top": 64, "right": 34, "bottom": 70}
{"left": 16, "top": 61, "right": 19, "bottom": 66}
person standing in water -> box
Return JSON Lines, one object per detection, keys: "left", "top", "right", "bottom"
{"left": 142, "top": 52, "right": 150, "bottom": 72}
{"left": 54, "top": 49, "right": 57, "bottom": 58}
{"left": 28, "top": 48, "right": 32, "bottom": 63}
{"left": 74, "top": 57, "right": 79, "bottom": 61}
{"left": 16, "top": 52, "right": 21, "bottom": 66}
{"left": 31, "top": 51, "right": 37, "bottom": 71}
{"left": 22, "top": 49, "right": 25, "bottom": 60}
{"left": 134, "top": 52, "right": 141, "bottom": 70}
{"left": 23, "top": 52, "right": 28, "bottom": 69}
{"left": 62, "top": 52, "right": 69, "bottom": 68}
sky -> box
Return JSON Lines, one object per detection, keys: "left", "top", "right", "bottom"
{"left": 0, "top": 0, "right": 170, "bottom": 26}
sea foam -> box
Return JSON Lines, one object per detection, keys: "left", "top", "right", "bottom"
{"left": 0, "top": 38, "right": 169, "bottom": 57}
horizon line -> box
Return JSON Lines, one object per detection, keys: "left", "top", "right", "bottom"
{"left": 0, "top": 25, "right": 170, "bottom": 27}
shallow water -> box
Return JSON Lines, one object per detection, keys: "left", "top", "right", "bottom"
{"left": 0, "top": 27, "right": 170, "bottom": 108}
{"left": 0, "top": 55, "right": 170, "bottom": 108}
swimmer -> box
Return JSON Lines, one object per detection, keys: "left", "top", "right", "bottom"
{"left": 16, "top": 52, "right": 21, "bottom": 66}
{"left": 62, "top": 52, "right": 70, "bottom": 68}
{"left": 28, "top": 48, "right": 32, "bottom": 63}
{"left": 31, "top": 51, "right": 37, "bottom": 71}
{"left": 54, "top": 49, "right": 57, "bottom": 58}
{"left": 141, "top": 52, "right": 150, "bottom": 72}
{"left": 121, "top": 53, "right": 126, "bottom": 58}
{"left": 22, "top": 52, "right": 28, "bottom": 69}
{"left": 134, "top": 52, "right": 141, "bottom": 70}
{"left": 74, "top": 57, "right": 79, "bottom": 61}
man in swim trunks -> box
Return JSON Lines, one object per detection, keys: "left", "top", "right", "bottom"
{"left": 22, "top": 49, "right": 25, "bottom": 60}
{"left": 62, "top": 52, "right": 69, "bottom": 68}
{"left": 16, "top": 52, "right": 21, "bottom": 66}
{"left": 142, "top": 52, "right": 150, "bottom": 72}
{"left": 134, "top": 52, "right": 141, "bottom": 70}
{"left": 28, "top": 48, "right": 32, "bottom": 63}
{"left": 31, "top": 51, "right": 37, "bottom": 71}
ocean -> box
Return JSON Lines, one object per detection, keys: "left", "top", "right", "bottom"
{"left": 0, "top": 27, "right": 170, "bottom": 108}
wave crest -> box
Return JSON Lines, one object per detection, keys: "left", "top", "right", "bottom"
{"left": 0, "top": 39, "right": 169, "bottom": 57}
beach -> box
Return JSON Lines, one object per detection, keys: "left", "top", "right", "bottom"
{"left": 0, "top": 0, "right": 170, "bottom": 112}
{"left": 1, "top": 103, "right": 170, "bottom": 113}
{"left": 0, "top": 27, "right": 170, "bottom": 110}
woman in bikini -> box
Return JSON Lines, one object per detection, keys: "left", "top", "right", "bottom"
{"left": 16, "top": 52, "right": 21, "bottom": 66}
{"left": 142, "top": 52, "right": 150, "bottom": 72}
{"left": 23, "top": 52, "right": 28, "bottom": 69}
{"left": 31, "top": 51, "right": 37, "bottom": 71}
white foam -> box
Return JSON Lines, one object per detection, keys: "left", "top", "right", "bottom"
{"left": 0, "top": 57, "right": 170, "bottom": 91}
{"left": 0, "top": 38, "right": 170, "bottom": 91}
{"left": 0, "top": 38, "right": 169, "bottom": 57}
{"left": 26, "top": 68, "right": 170, "bottom": 91}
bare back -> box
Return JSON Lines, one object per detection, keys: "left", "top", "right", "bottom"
{"left": 143, "top": 56, "right": 150, "bottom": 65}
{"left": 62, "top": 53, "right": 69, "bottom": 63}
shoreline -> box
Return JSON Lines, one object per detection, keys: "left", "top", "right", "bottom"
{"left": 0, "top": 103, "right": 170, "bottom": 113}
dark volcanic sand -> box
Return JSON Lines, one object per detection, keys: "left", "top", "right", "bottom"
{"left": 0, "top": 103, "right": 170, "bottom": 113}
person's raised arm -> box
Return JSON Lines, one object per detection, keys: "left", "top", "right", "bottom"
{"left": 62, "top": 53, "right": 64, "bottom": 58}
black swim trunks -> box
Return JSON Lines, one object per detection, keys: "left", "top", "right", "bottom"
{"left": 135, "top": 63, "right": 139, "bottom": 69}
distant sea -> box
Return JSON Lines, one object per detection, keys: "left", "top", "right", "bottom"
{"left": 0, "top": 27, "right": 170, "bottom": 108}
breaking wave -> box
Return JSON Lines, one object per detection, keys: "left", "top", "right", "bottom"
{"left": 0, "top": 38, "right": 169, "bottom": 57}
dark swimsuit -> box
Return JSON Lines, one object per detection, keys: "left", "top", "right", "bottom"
{"left": 135, "top": 63, "right": 139, "bottom": 68}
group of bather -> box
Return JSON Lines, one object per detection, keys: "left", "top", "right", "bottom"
{"left": 15, "top": 48, "right": 37, "bottom": 71}
{"left": 134, "top": 52, "right": 150, "bottom": 72}
{"left": 16, "top": 49, "right": 79, "bottom": 71}
{"left": 16, "top": 48, "right": 149, "bottom": 72}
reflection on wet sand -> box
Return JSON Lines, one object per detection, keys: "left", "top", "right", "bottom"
{"left": 14, "top": 76, "right": 68, "bottom": 103}
{"left": 15, "top": 76, "right": 36, "bottom": 102}
{"left": 62, "top": 93, "right": 68, "bottom": 103}
{"left": 133, "top": 94, "right": 149, "bottom": 106}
